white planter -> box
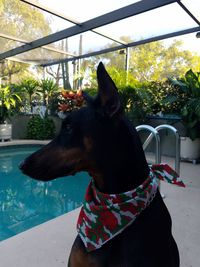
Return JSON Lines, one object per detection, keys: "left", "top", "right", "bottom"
{"left": 180, "top": 137, "right": 200, "bottom": 160}
{"left": 0, "top": 124, "right": 12, "bottom": 141}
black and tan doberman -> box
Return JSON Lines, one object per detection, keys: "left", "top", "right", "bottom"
{"left": 19, "top": 62, "right": 180, "bottom": 267}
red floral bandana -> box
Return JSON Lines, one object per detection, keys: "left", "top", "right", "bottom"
{"left": 77, "top": 164, "right": 185, "bottom": 252}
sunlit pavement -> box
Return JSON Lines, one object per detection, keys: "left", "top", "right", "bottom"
{"left": 157, "top": 155, "right": 200, "bottom": 267}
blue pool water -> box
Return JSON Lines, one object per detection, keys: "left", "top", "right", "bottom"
{"left": 0, "top": 145, "right": 90, "bottom": 241}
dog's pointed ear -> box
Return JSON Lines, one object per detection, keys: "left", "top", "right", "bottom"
{"left": 96, "top": 62, "right": 121, "bottom": 117}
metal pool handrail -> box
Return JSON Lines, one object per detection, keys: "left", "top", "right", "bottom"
{"left": 136, "top": 125, "right": 161, "bottom": 164}
{"left": 142, "top": 124, "right": 180, "bottom": 175}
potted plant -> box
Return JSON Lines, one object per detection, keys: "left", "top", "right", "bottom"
{"left": 167, "top": 69, "right": 200, "bottom": 160}
{"left": 0, "top": 85, "right": 21, "bottom": 141}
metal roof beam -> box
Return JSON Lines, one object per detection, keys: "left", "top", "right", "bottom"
{"left": 0, "top": 0, "right": 176, "bottom": 60}
{"left": 20, "top": 0, "right": 81, "bottom": 25}
{"left": 20, "top": 0, "right": 131, "bottom": 46}
{"left": 0, "top": 33, "right": 75, "bottom": 57}
{"left": 5, "top": 57, "right": 40, "bottom": 65}
{"left": 0, "top": 32, "right": 29, "bottom": 44}
{"left": 177, "top": 1, "right": 200, "bottom": 26}
{"left": 41, "top": 26, "right": 200, "bottom": 67}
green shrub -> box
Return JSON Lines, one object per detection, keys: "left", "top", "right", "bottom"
{"left": 141, "top": 80, "right": 184, "bottom": 115}
{"left": 26, "top": 115, "right": 55, "bottom": 140}
{"left": 84, "top": 87, "right": 98, "bottom": 97}
{"left": 118, "top": 86, "right": 151, "bottom": 125}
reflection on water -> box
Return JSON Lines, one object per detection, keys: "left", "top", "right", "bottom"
{"left": 0, "top": 146, "right": 90, "bottom": 241}
{"left": 0, "top": 157, "right": 13, "bottom": 173}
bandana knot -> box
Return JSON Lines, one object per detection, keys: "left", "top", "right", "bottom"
{"left": 77, "top": 164, "right": 185, "bottom": 252}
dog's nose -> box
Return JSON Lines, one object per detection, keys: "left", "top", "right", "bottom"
{"left": 18, "top": 160, "right": 26, "bottom": 170}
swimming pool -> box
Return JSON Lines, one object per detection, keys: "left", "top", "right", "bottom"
{"left": 0, "top": 145, "right": 90, "bottom": 242}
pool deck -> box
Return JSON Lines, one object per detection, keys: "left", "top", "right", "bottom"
{"left": 0, "top": 139, "right": 50, "bottom": 147}
{"left": 0, "top": 140, "right": 200, "bottom": 267}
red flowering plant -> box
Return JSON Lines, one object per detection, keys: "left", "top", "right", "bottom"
{"left": 58, "top": 89, "right": 86, "bottom": 118}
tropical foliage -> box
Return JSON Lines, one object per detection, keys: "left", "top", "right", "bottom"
{"left": 0, "top": 85, "right": 21, "bottom": 124}
{"left": 18, "top": 78, "right": 39, "bottom": 112}
{"left": 118, "top": 86, "right": 150, "bottom": 126}
{"left": 165, "top": 69, "right": 200, "bottom": 140}
{"left": 38, "top": 78, "right": 59, "bottom": 114}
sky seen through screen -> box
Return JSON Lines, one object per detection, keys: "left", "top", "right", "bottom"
{"left": 39, "top": 0, "right": 200, "bottom": 55}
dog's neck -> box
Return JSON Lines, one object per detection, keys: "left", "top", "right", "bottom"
{"left": 88, "top": 119, "right": 150, "bottom": 194}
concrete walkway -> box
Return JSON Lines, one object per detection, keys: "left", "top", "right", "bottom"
{"left": 163, "top": 157, "right": 200, "bottom": 267}
{"left": 0, "top": 143, "right": 199, "bottom": 266}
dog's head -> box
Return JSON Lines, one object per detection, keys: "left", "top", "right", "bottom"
{"left": 19, "top": 62, "right": 147, "bottom": 186}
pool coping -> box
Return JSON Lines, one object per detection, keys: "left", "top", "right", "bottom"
{"left": 0, "top": 208, "right": 80, "bottom": 267}
{"left": 0, "top": 139, "right": 50, "bottom": 147}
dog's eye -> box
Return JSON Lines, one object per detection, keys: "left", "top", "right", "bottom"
{"left": 61, "top": 119, "right": 73, "bottom": 134}
{"left": 65, "top": 124, "right": 72, "bottom": 133}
